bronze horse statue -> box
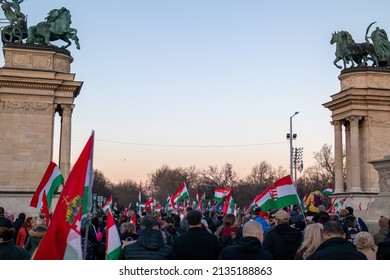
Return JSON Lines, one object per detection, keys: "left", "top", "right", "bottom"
{"left": 331, "top": 30, "right": 378, "bottom": 69}
{"left": 26, "top": 7, "right": 80, "bottom": 49}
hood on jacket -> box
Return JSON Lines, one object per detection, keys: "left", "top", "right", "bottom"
{"left": 137, "top": 229, "right": 165, "bottom": 251}
{"left": 273, "top": 223, "right": 302, "bottom": 244}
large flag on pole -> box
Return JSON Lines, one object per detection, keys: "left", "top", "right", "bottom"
{"left": 322, "top": 186, "right": 335, "bottom": 196}
{"left": 273, "top": 175, "right": 300, "bottom": 208}
{"left": 33, "top": 132, "right": 95, "bottom": 260}
{"left": 171, "top": 182, "right": 189, "bottom": 206}
{"left": 30, "top": 162, "right": 64, "bottom": 224}
{"left": 106, "top": 208, "right": 122, "bottom": 260}
{"left": 213, "top": 188, "right": 233, "bottom": 202}
{"left": 254, "top": 186, "right": 276, "bottom": 212}
{"left": 222, "top": 193, "right": 235, "bottom": 214}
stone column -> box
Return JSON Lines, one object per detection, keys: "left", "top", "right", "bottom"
{"left": 347, "top": 116, "right": 363, "bottom": 192}
{"left": 333, "top": 120, "right": 344, "bottom": 193}
{"left": 345, "top": 123, "right": 351, "bottom": 191}
{"left": 59, "top": 104, "right": 74, "bottom": 180}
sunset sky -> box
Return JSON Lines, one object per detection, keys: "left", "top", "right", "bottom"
{"left": 4, "top": 0, "right": 390, "bottom": 184}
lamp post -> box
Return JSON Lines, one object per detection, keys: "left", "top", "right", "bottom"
{"left": 288, "top": 112, "right": 299, "bottom": 182}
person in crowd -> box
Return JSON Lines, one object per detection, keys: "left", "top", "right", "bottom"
{"left": 345, "top": 206, "right": 368, "bottom": 232}
{"left": 219, "top": 220, "right": 273, "bottom": 260}
{"left": 5, "top": 210, "right": 14, "bottom": 223}
{"left": 355, "top": 231, "right": 377, "bottom": 260}
{"left": 236, "top": 214, "right": 252, "bottom": 241}
{"left": 15, "top": 216, "right": 32, "bottom": 247}
{"left": 312, "top": 205, "right": 329, "bottom": 223}
{"left": 306, "top": 221, "right": 367, "bottom": 260}
{"left": 253, "top": 207, "right": 270, "bottom": 232}
{"left": 173, "top": 210, "right": 221, "bottom": 259}
{"left": 344, "top": 215, "right": 361, "bottom": 245}
{"left": 305, "top": 189, "right": 324, "bottom": 216}
{"left": 120, "top": 222, "right": 139, "bottom": 245}
{"left": 374, "top": 216, "right": 389, "bottom": 245}
{"left": 214, "top": 213, "right": 238, "bottom": 248}
{"left": 377, "top": 239, "right": 390, "bottom": 260}
{"left": 121, "top": 215, "right": 174, "bottom": 260}
{"left": 12, "top": 212, "right": 25, "bottom": 242}
{"left": 203, "top": 210, "right": 217, "bottom": 233}
{"left": 162, "top": 216, "right": 180, "bottom": 247}
{"left": 0, "top": 227, "right": 30, "bottom": 260}
{"left": 295, "top": 223, "right": 324, "bottom": 260}
{"left": 24, "top": 214, "right": 48, "bottom": 258}
{"left": 262, "top": 209, "right": 302, "bottom": 260}
{"left": 0, "top": 207, "right": 13, "bottom": 228}
{"left": 179, "top": 206, "right": 193, "bottom": 233}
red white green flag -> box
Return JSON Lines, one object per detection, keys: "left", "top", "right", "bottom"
{"left": 222, "top": 193, "right": 235, "bottom": 214}
{"left": 33, "top": 132, "right": 95, "bottom": 260}
{"left": 102, "top": 195, "right": 112, "bottom": 213}
{"left": 322, "top": 186, "right": 335, "bottom": 195}
{"left": 273, "top": 175, "right": 300, "bottom": 209}
{"left": 106, "top": 208, "right": 122, "bottom": 260}
{"left": 254, "top": 186, "right": 276, "bottom": 212}
{"left": 171, "top": 182, "right": 189, "bottom": 206}
{"left": 213, "top": 188, "right": 233, "bottom": 202}
{"left": 30, "top": 161, "right": 64, "bottom": 224}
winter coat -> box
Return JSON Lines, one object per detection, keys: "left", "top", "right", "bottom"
{"left": 219, "top": 236, "right": 273, "bottom": 260}
{"left": 24, "top": 225, "right": 47, "bottom": 257}
{"left": 0, "top": 239, "right": 30, "bottom": 260}
{"left": 306, "top": 237, "right": 367, "bottom": 260}
{"left": 121, "top": 229, "right": 174, "bottom": 260}
{"left": 262, "top": 223, "right": 303, "bottom": 260}
{"left": 374, "top": 228, "right": 389, "bottom": 245}
{"left": 15, "top": 227, "right": 28, "bottom": 247}
{"left": 173, "top": 227, "right": 221, "bottom": 260}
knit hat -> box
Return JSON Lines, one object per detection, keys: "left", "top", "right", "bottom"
{"left": 378, "top": 216, "right": 389, "bottom": 229}
{"left": 354, "top": 231, "right": 375, "bottom": 250}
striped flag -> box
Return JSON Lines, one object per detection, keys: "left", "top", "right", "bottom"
{"left": 106, "top": 208, "right": 122, "bottom": 260}
{"left": 171, "top": 182, "right": 189, "bottom": 206}
{"left": 102, "top": 195, "right": 112, "bottom": 213}
{"left": 322, "top": 186, "right": 335, "bottom": 195}
{"left": 213, "top": 188, "right": 233, "bottom": 202}
{"left": 222, "top": 193, "right": 235, "bottom": 214}
{"left": 30, "top": 162, "right": 64, "bottom": 224}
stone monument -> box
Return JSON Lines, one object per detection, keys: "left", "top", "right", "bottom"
{"left": 0, "top": 4, "right": 82, "bottom": 216}
{"left": 325, "top": 23, "right": 390, "bottom": 232}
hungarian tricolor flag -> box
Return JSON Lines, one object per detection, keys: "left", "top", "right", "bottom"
{"left": 255, "top": 175, "right": 299, "bottom": 212}
{"left": 213, "top": 188, "right": 232, "bottom": 202}
{"left": 102, "top": 195, "right": 112, "bottom": 213}
{"left": 171, "top": 182, "right": 189, "bottom": 206}
{"left": 322, "top": 186, "right": 335, "bottom": 195}
{"left": 106, "top": 208, "right": 122, "bottom": 260}
{"left": 30, "top": 162, "right": 64, "bottom": 224}
{"left": 222, "top": 193, "right": 235, "bottom": 214}
{"left": 33, "top": 132, "right": 95, "bottom": 260}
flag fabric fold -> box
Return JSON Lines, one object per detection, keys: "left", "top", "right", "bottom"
{"left": 33, "top": 132, "right": 95, "bottom": 260}
{"left": 30, "top": 162, "right": 64, "bottom": 217}
{"left": 106, "top": 208, "right": 122, "bottom": 260}
{"left": 102, "top": 195, "right": 112, "bottom": 213}
{"left": 171, "top": 182, "right": 189, "bottom": 206}
{"left": 322, "top": 186, "right": 335, "bottom": 195}
{"left": 213, "top": 188, "right": 233, "bottom": 202}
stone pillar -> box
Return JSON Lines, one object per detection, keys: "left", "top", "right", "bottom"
{"left": 347, "top": 116, "right": 363, "bottom": 192}
{"left": 345, "top": 123, "right": 351, "bottom": 191}
{"left": 59, "top": 104, "right": 74, "bottom": 180}
{"left": 333, "top": 120, "right": 344, "bottom": 193}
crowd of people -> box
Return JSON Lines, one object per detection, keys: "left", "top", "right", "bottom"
{"left": 1, "top": 201, "right": 390, "bottom": 260}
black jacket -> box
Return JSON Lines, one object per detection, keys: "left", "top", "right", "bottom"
{"left": 173, "top": 227, "right": 221, "bottom": 260}
{"left": 306, "top": 237, "right": 367, "bottom": 260}
{"left": 121, "top": 229, "right": 174, "bottom": 260}
{"left": 219, "top": 236, "right": 273, "bottom": 260}
{"left": 0, "top": 239, "right": 30, "bottom": 260}
{"left": 262, "top": 223, "right": 302, "bottom": 260}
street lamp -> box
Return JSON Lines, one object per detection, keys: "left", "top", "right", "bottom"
{"left": 287, "top": 112, "right": 299, "bottom": 182}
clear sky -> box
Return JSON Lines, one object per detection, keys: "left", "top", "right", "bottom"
{"left": 4, "top": 0, "right": 390, "bottom": 184}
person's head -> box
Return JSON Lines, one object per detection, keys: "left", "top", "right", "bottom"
{"left": 5, "top": 210, "right": 14, "bottom": 222}
{"left": 317, "top": 205, "right": 326, "bottom": 213}
{"left": 120, "top": 222, "right": 132, "bottom": 234}
{"left": 0, "top": 227, "right": 15, "bottom": 243}
{"left": 140, "top": 216, "right": 160, "bottom": 230}
{"left": 297, "top": 223, "right": 324, "bottom": 259}
{"left": 355, "top": 231, "right": 375, "bottom": 251}
{"left": 268, "top": 209, "right": 277, "bottom": 224}
{"left": 154, "top": 211, "right": 161, "bottom": 220}
{"left": 222, "top": 214, "right": 236, "bottom": 227}
{"left": 186, "top": 210, "right": 202, "bottom": 227}
{"left": 183, "top": 207, "right": 193, "bottom": 217}
{"left": 345, "top": 206, "right": 354, "bottom": 215}
{"left": 378, "top": 216, "right": 389, "bottom": 230}
{"left": 203, "top": 210, "right": 210, "bottom": 218}
{"left": 0, "top": 207, "right": 5, "bottom": 217}
{"left": 274, "top": 210, "right": 290, "bottom": 225}
{"left": 339, "top": 209, "right": 349, "bottom": 218}
{"left": 119, "top": 215, "right": 129, "bottom": 224}
{"left": 322, "top": 221, "right": 345, "bottom": 240}
{"left": 242, "top": 220, "right": 264, "bottom": 242}
{"left": 345, "top": 215, "right": 357, "bottom": 227}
